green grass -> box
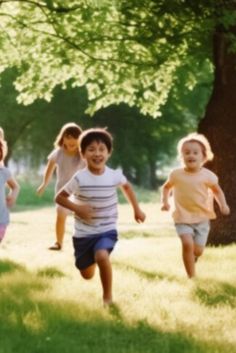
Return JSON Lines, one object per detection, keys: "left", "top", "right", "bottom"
{"left": 14, "top": 175, "right": 55, "bottom": 209}
{"left": 14, "top": 176, "right": 160, "bottom": 210}
{"left": 0, "top": 205, "right": 236, "bottom": 353}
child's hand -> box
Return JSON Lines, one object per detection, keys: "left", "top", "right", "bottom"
{"left": 161, "top": 202, "right": 170, "bottom": 211}
{"left": 220, "top": 204, "right": 230, "bottom": 215}
{"left": 6, "top": 195, "right": 16, "bottom": 208}
{"left": 75, "top": 204, "right": 94, "bottom": 223}
{"left": 36, "top": 185, "right": 45, "bottom": 196}
{"left": 134, "top": 209, "right": 146, "bottom": 223}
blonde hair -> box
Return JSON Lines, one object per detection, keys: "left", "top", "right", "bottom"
{"left": 177, "top": 133, "right": 214, "bottom": 162}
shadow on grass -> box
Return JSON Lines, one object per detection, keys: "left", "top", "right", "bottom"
{"left": 37, "top": 267, "right": 65, "bottom": 279}
{"left": 0, "top": 259, "right": 236, "bottom": 353}
{"left": 114, "top": 261, "right": 178, "bottom": 282}
{"left": 194, "top": 280, "right": 236, "bottom": 308}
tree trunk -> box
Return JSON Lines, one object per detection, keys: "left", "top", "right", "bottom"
{"left": 198, "top": 27, "right": 236, "bottom": 245}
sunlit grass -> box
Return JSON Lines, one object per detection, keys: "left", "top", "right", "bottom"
{"left": 0, "top": 204, "right": 236, "bottom": 353}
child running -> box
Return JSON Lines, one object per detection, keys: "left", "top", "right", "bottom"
{"left": 0, "top": 127, "right": 5, "bottom": 140}
{"left": 161, "top": 132, "right": 230, "bottom": 278}
{"left": 55, "top": 128, "right": 146, "bottom": 305}
{"left": 37, "top": 122, "right": 85, "bottom": 250}
{"left": 0, "top": 135, "right": 20, "bottom": 243}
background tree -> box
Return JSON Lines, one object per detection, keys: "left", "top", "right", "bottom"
{"left": 1, "top": 68, "right": 207, "bottom": 187}
{"left": 198, "top": 26, "right": 236, "bottom": 245}
{"left": 0, "top": 0, "right": 235, "bottom": 244}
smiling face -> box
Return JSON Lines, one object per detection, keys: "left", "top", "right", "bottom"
{"left": 82, "top": 140, "right": 111, "bottom": 175}
{"left": 63, "top": 135, "right": 79, "bottom": 154}
{"left": 181, "top": 141, "right": 206, "bottom": 172}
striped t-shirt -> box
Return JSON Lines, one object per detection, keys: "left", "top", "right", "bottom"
{"left": 63, "top": 166, "right": 127, "bottom": 237}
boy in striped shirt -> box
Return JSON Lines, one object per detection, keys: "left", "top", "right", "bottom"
{"left": 56, "top": 128, "right": 146, "bottom": 306}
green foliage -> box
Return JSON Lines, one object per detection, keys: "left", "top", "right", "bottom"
{"left": 1, "top": 66, "right": 211, "bottom": 189}
{"left": 0, "top": 0, "right": 233, "bottom": 116}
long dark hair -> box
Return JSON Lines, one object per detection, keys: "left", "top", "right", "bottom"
{"left": 54, "top": 123, "right": 82, "bottom": 148}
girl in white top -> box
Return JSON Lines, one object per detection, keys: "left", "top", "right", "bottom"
{"left": 37, "top": 123, "right": 84, "bottom": 250}
{"left": 161, "top": 133, "right": 230, "bottom": 278}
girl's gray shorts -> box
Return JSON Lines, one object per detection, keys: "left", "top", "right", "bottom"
{"left": 175, "top": 221, "right": 210, "bottom": 246}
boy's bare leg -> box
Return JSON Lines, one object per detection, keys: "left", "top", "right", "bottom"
{"left": 180, "top": 234, "right": 195, "bottom": 278}
{"left": 95, "top": 249, "right": 113, "bottom": 305}
{"left": 80, "top": 264, "right": 96, "bottom": 279}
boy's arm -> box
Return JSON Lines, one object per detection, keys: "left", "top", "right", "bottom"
{"left": 6, "top": 178, "right": 20, "bottom": 207}
{"left": 120, "top": 182, "right": 146, "bottom": 223}
{"left": 55, "top": 190, "right": 94, "bottom": 222}
{"left": 36, "top": 160, "right": 56, "bottom": 195}
{"left": 210, "top": 183, "right": 230, "bottom": 215}
{"left": 161, "top": 181, "right": 172, "bottom": 211}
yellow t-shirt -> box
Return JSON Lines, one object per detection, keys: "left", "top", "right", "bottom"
{"left": 168, "top": 167, "right": 218, "bottom": 224}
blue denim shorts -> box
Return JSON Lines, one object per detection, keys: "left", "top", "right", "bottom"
{"left": 175, "top": 221, "right": 210, "bottom": 247}
{"left": 72, "top": 230, "right": 118, "bottom": 270}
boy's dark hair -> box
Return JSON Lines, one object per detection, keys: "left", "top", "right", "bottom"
{"left": 79, "top": 128, "right": 113, "bottom": 154}
{"left": 54, "top": 123, "right": 82, "bottom": 147}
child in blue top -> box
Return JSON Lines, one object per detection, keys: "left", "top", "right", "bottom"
{"left": 56, "top": 128, "right": 146, "bottom": 306}
{"left": 0, "top": 135, "right": 20, "bottom": 243}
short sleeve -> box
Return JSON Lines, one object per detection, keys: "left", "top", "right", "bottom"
{"left": 167, "top": 170, "right": 176, "bottom": 185}
{"left": 63, "top": 175, "right": 79, "bottom": 195}
{"left": 5, "top": 168, "right": 12, "bottom": 181}
{"left": 115, "top": 168, "right": 127, "bottom": 185}
{"left": 47, "top": 149, "right": 59, "bottom": 162}
{"left": 206, "top": 170, "right": 218, "bottom": 187}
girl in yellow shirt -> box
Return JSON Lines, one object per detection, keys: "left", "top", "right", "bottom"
{"left": 161, "top": 133, "right": 230, "bottom": 278}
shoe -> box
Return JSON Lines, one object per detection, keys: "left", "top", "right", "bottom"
{"left": 48, "top": 242, "right": 62, "bottom": 251}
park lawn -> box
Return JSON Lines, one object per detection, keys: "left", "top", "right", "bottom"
{"left": 0, "top": 203, "right": 236, "bottom": 353}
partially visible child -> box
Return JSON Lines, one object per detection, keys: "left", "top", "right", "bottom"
{"left": 55, "top": 128, "right": 146, "bottom": 305}
{"left": 161, "top": 133, "right": 230, "bottom": 278}
{"left": 36, "top": 122, "right": 85, "bottom": 250}
{"left": 0, "top": 127, "right": 5, "bottom": 140}
{"left": 0, "top": 137, "right": 20, "bottom": 243}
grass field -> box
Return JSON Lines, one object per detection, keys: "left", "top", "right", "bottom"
{"left": 0, "top": 203, "right": 236, "bottom": 353}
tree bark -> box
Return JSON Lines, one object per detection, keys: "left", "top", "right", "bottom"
{"left": 198, "top": 27, "right": 236, "bottom": 245}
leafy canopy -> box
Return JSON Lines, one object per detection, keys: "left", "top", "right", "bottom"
{"left": 0, "top": 0, "right": 235, "bottom": 116}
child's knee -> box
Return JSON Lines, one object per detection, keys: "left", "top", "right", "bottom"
{"left": 95, "top": 249, "right": 109, "bottom": 264}
{"left": 181, "top": 235, "right": 194, "bottom": 252}
{"left": 79, "top": 264, "right": 96, "bottom": 280}
{"left": 194, "top": 246, "right": 204, "bottom": 257}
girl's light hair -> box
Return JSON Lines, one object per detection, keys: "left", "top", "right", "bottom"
{"left": 177, "top": 133, "right": 214, "bottom": 162}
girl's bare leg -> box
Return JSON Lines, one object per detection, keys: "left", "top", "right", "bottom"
{"left": 193, "top": 243, "right": 204, "bottom": 263}
{"left": 180, "top": 234, "right": 195, "bottom": 278}
{"left": 54, "top": 210, "right": 67, "bottom": 248}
